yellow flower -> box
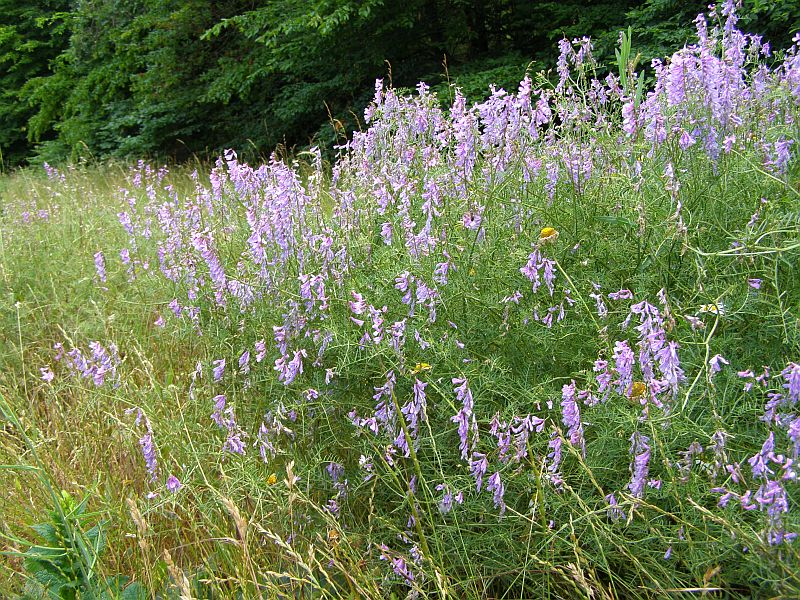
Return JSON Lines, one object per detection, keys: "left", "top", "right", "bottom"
{"left": 410, "top": 362, "right": 432, "bottom": 374}
{"left": 539, "top": 227, "right": 559, "bottom": 244}
{"left": 629, "top": 381, "right": 647, "bottom": 401}
{"left": 267, "top": 473, "right": 278, "bottom": 486}
{"left": 327, "top": 528, "right": 340, "bottom": 546}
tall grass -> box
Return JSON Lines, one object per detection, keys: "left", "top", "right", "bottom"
{"left": 1, "top": 4, "right": 799, "bottom": 598}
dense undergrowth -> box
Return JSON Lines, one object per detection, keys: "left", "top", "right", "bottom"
{"left": 1, "top": 4, "right": 799, "bottom": 598}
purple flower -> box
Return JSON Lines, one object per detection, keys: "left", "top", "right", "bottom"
{"left": 605, "top": 493, "right": 626, "bottom": 522}
{"left": 628, "top": 432, "right": 651, "bottom": 499}
{"left": 594, "top": 359, "right": 612, "bottom": 400}
{"left": 656, "top": 340, "right": 685, "bottom": 396}
{"left": 546, "top": 432, "right": 563, "bottom": 488}
{"left": 326, "top": 462, "right": 344, "bottom": 483}
{"left": 782, "top": 362, "right": 800, "bottom": 404}
{"left": 613, "top": 341, "right": 635, "bottom": 395}
{"left": 486, "top": 472, "right": 506, "bottom": 515}
{"left": 608, "top": 289, "right": 633, "bottom": 301}
{"left": 274, "top": 349, "right": 308, "bottom": 386}
{"left": 212, "top": 359, "right": 225, "bottom": 382}
{"left": 748, "top": 278, "right": 762, "bottom": 289}
{"left": 238, "top": 350, "right": 250, "bottom": 374}
{"left": 378, "top": 545, "right": 415, "bottom": 583}
{"left": 709, "top": 354, "right": 729, "bottom": 379}
{"left": 470, "top": 452, "right": 488, "bottom": 492}
{"left": 94, "top": 251, "right": 107, "bottom": 283}
{"left": 380, "top": 222, "right": 392, "bottom": 245}
{"left": 166, "top": 475, "right": 182, "bottom": 493}
{"left": 748, "top": 432, "right": 775, "bottom": 478}
{"left": 254, "top": 340, "right": 267, "bottom": 363}
{"left": 436, "top": 483, "right": 463, "bottom": 515}
{"left": 589, "top": 292, "right": 608, "bottom": 318}
{"left": 399, "top": 378, "right": 427, "bottom": 449}
{"left": 395, "top": 271, "right": 414, "bottom": 306}
{"left": 211, "top": 394, "right": 227, "bottom": 428}
{"left": 451, "top": 377, "right": 477, "bottom": 460}
{"left": 40, "top": 366, "right": 54, "bottom": 382}
{"left": 349, "top": 291, "right": 367, "bottom": 315}
{"left": 561, "top": 381, "right": 585, "bottom": 455}
{"left": 139, "top": 432, "right": 158, "bottom": 483}
{"left": 462, "top": 210, "right": 482, "bottom": 231}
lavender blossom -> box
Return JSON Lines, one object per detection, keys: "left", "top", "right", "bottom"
{"left": 782, "top": 362, "right": 800, "bottom": 404}
{"left": 561, "top": 381, "right": 585, "bottom": 455}
{"left": 486, "top": 472, "right": 506, "bottom": 515}
{"left": 628, "top": 432, "right": 651, "bottom": 499}
{"left": 212, "top": 359, "right": 225, "bottom": 382}
{"left": 40, "top": 366, "right": 54, "bottom": 382}
{"left": 470, "top": 452, "right": 488, "bottom": 492}
{"left": 94, "top": 251, "right": 107, "bottom": 283}
{"left": 605, "top": 493, "right": 626, "bottom": 522}
{"left": 166, "top": 475, "right": 182, "bottom": 493}
{"left": 451, "top": 377, "right": 477, "bottom": 460}
{"left": 139, "top": 431, "right": 158, "bottom": 482}
{"left": 709, "top": 354, "right": 729, "bottom": 379}
{"left": 613, "top": 341, "right": 635, "bottom": 396}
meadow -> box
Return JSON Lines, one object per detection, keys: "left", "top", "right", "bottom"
{"left": 1, "top": 5, "right": 799, "bottom": 598}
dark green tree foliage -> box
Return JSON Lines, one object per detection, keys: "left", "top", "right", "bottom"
{"left": 2, "top": 0, "right": 798, "bottom": 165}
{"left": 627, "top": 0, "right": 800, "bottom": 67}
{"left": 22, "top": 1, "right": 260, "bottom": 162}
{"left": 0, "top": 1, "right": 70, "bottom": 167}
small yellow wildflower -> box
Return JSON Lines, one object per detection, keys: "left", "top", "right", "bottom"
{"left": 539, "top": 226, "right": 559, "bottom": 244}
{"left": 410, "top": 362, "right": 432, "bottom": 374}
{"left": 629, "top": 381, "right": 647, "bottom": 401}
{"left": 327, "top": 528, "right": 340, "bottom": 546}
{"left": 267, "top": 473, "right": 278, "bottom": 486}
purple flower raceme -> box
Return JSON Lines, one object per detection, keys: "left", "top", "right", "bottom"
{"left": 594, "top": 359, "right": 612, "bottom": 401}
{"left": 561, "top": 381, "right": 585, "bottom": 455}
{"left": 470, "top": 452, "right": 489, "bottom": 492}
{"left": 94, "top": 251, "right": 107, "bottom": 284}
{"left": 127, "top": 408, "right": 159, "bottom": 483}
{"left": 486, "top": 472, "right": 506, "bottom": 515}
{"left": 782, "top": 362, "right": 800, "bottom": 404}
{"left": 613, "top": 341, "right": 635, "bottom": 396}
{"left": 628, "top": 432, "right": 651, "bottom": 499}
{"left": 546, "top": 431, "right": 564, "bottom": 489}
{"left": 274, "top": 349, "right": 307, "bottom": 385}
{"left": 656, "top": 341, "right": 685, "bottom": 397}
{"left": 139, "top": 432, "right": 158, "bottom": 482}
{"left": 451, "top": 377, "right": 478, "bottom": 460}
{"left": 395, "top": 378, "right": 428, "bottom": 456}
{"left": 60, "top": 341, "right": 121, "bottom": 388}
